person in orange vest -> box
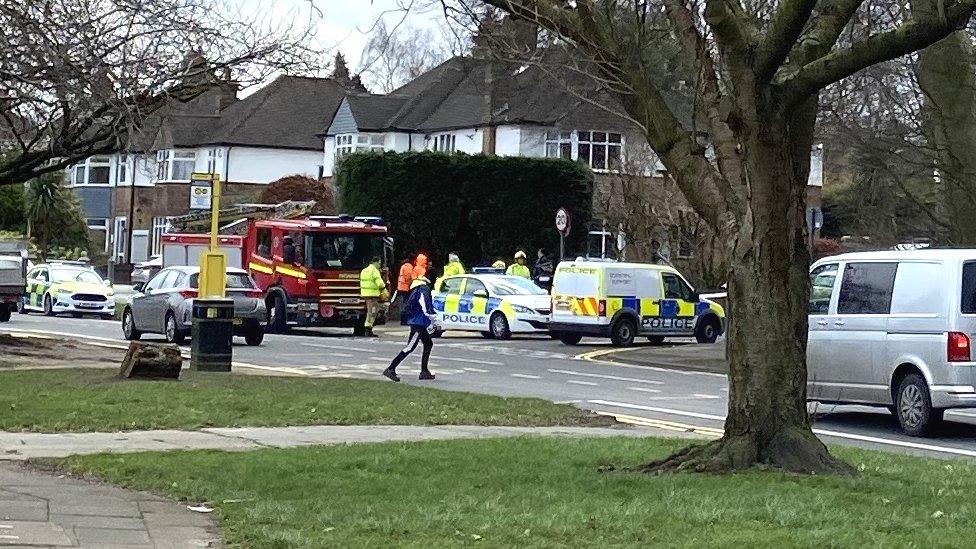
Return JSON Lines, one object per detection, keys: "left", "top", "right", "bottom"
{"left": 394, "top": 254, "right": 415, "bottom": 325}
{"left": 412, "top": 253, "right": 429, "bottom": 281}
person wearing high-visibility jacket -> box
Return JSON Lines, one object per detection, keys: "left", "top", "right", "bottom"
{"left": 395, "top": 256, "right": 415, "bottom": 325}
{"left": 412, "top": 253, "right": 429, "bottom": 280}
{"left": 506, "top": 250, "right": 531, "bottom": 279}
{"left": 360, "top": 256, "right": 388, "bottom": 337}
{"left": 443, "top": 252, "right": 465, "bottom": 278}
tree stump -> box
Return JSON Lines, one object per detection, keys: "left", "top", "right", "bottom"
{"left": 119, "top": 342, "right": 182, "bottom": 379}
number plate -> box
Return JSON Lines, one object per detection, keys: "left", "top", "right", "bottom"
{"left": 233, "top": 318, "right": 243, "bottom": 325}
{"left": 77, "top": 302, "right": 99, "bottom": 309}
{"left": 338, "top": 298, "right": 362, "bottom": 305}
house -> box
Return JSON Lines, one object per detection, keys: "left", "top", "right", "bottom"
{"left": 68, "top": 62, "right": 363, "bottom": 276}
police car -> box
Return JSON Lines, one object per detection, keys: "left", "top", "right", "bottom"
{"left": 20, "top": 261, "right": 115, "bottom": 318}
{"left": 433, "top": 274, "right": 550, "bottom": 339}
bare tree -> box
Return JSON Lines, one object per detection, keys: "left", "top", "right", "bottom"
{"left": 458, "top": 0, "right": 976, "bottom": 473}
{"left": 0, "top": 0, "right": 324, "bottom": 187}
{"left": 360, "top": 19, "right": 455, "bottom": 93}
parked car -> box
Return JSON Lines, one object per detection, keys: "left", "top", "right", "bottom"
{"left": 20, "top": 261, "right": 115, "bottom": 319}
{"left": 121, "top": 266, "right": 266, "bottom": 345}
{"left": 549, "top": 260, "right": 726, "bottom": 347}
{"left": 808, "top": 249, "right": 976, "bottom": 436}
{"left": 432, "top": 274, "right": 551, "bottom": 339}
{"left": 131, "top": 255, "right": 163, "bottom": 284}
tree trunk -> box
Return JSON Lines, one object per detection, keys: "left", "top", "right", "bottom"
{"left": 916, "top": 28, "right": 976, "bottom": 245}
{"left": 646, "top": 105, "right": 854, "bottom": 475}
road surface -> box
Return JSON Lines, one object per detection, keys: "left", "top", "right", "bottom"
{"left": 5, "top": 312, "right": 976, "bottom": 461}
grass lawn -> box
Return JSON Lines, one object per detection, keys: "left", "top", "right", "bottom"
{"left": 50, "top": 437, "right": 976, "bottom": 548}
{"left": 0, "top": 368, "right": 597, "bottom": 432}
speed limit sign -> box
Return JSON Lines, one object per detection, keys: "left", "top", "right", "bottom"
{"left": 555, "top": 208, "right": 570, "bottom": 235}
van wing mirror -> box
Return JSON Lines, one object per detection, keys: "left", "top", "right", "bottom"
{"left": 132, "top": 282, "right": 145, "bottom": 293}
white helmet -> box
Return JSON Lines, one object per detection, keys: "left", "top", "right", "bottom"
{"left": 514, "top": 250, "right": 527, "bottom": 259}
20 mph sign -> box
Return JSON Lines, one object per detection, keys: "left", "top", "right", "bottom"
{"left": 555, "top": 208, "right": 570, "bottom": 235}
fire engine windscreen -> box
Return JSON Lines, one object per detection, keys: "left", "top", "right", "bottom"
{"left": 305, "top": 234, "right": 385, "bottom": 270}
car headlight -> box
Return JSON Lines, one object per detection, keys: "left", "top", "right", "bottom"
{"left": 511, "top": 304, "right": 533, "bottom": 314}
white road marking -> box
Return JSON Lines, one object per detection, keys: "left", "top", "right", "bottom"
{"left": 511, "top": 373, "right": 541, "bottom": 379}
{"left": 430, "top": 355, "right": 503, "bottom": 366}
{"left": 547, "top": 368, "right": 664, "bottom": 385}
{"left": 462, "top": 367, "right": 489, "bottom": 373}
{"left": 566, "top": 379, "right": 598, "bottom": 386}
{"left": 588, "top": 400, "right": 976, "bottom": 459}
{"left": 693, "top": 393, "right": 721, "bottom": 399}
{"left": 0, "top": 535, "right": 19, "bottom": 540}
{"left": 581, "top": 356, "right": 727, "bottom": 378}
{"left": 626, "top": 386, "right": 662, "bottom": 394}
{"left": 301, "top": 342, "right": 376, "bottom": 353}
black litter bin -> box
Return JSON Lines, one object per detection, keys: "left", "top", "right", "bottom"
{"left": 191, "top": 298, "right": 234, "bottom": 372}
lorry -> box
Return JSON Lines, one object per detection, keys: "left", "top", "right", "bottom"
{"left": 0, "top": 243, "right": 28, "bottom": 323}
{"left": 162, "top": 208, "right": 392, "bottom": 335}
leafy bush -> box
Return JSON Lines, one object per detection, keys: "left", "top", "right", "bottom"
{"left": 0, "top": 184, "right": 26, "bottom": 231}
{"left": 24, "top": 173, "right": 91, "bottom": 260}
{"left": 337, "top": 152, "right": 593, "bottom": 266}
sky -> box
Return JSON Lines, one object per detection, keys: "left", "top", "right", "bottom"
{"left": 236, "top": 0, "right": 448, "bottom": 76}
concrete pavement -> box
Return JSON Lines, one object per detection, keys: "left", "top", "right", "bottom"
{"left": 0, "top": 463, "right": 221, "bottom": 548}
{"left": 0, "top": 425, "right": 664, "bottom": 461}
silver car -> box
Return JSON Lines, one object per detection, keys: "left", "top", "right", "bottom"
{"left": 122, "top": 266, "right": 266, "bottom": 345}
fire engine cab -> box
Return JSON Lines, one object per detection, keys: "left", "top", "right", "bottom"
{"left": 162, "top": 209, "right": 392, "bottom": 335}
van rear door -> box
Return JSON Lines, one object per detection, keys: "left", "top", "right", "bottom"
{"left": 551, "top": 265, "right": 602, "bottom": 325}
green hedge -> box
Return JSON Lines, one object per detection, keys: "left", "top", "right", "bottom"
{"left": 337, "top": 151, "right": 593, "bottom": 268}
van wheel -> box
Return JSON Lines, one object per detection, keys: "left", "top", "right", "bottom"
{"left": 895, "top": 373, "right": 943, "bottom": 436}
{"left": 647, "top": 335, "right": 666, "bottom": 345}
{"left": 489, "top": 312, "right": 511, "bottom": 340}
{"left": 610, "top": 317, "right": 637, "bottom": 347}
{"left": 558, "top": 332, "right": 583, "bottom": 345}
{"left": 266, "top": 293, "right": 288, "bottom": 333}
{"left": 695, "top": 316, "right": 721, "bottom": 344}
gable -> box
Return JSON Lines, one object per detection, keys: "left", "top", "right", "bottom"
{"left": 327, "top": 99, "right": 359, "bottom": 136}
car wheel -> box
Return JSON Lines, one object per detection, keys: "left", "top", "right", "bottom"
{"left": 0, "top": 308, "right": 10, "bottom": 322}
{"left": 43, "top": 294, "right": 54, "bottom": 316}
{"left": 895, "top": 373, "right": 943, "bottom": 436}
{"left": 164, "top": 312, "right": 186, "bottom": 344}
{"left": 244, "top": 324, "right": 265, "bottom": 346}
{"left": 122, "top": 308, "right": 141, "bottom": 341}
{"left": 695, "top": 316, "right": 721, "bottom": 344}
{"left": 352, "top": 322, "right": 367, "bottom": 336}
{"left": 647, "top": 335, "right": 666, "bottom": 345}
{"left": 610, "top": 317, "right": 637, "bottom": 347}
{"left": 481, "top": 331, "right": 494, "bottom": 339}
{"left": 558, "top": 332, "right": 583, "bottom": 345}
{"left": 17, "top": 297, "right": 28, "bottom": 314}
{"left": 266, "top": 293, "right": 288, "bottom": 334}
{"left": 489, "top": 312, "right": 511, "bottom": 340}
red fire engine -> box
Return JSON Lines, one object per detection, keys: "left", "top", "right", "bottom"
{"left": 162, "top": 214, "right": 392, "bottom": 335}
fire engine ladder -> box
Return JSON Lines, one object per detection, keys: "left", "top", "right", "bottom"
{"left": 166, "top": 201, "right": 317, "bottom": 235}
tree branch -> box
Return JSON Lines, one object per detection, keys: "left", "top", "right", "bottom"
{"left": 754, "top": 0, "right": 818, "bottom": 79}
{"left": 703, "top": 0, "right": 758, "bottom": 58}
{"left": 790, "top": 0, "right": 866, "bottom": 64}
{"left": 780, "top": 5, "right": 976, "bottom": 105}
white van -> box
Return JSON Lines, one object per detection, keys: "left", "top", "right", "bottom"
{"left": 549, "top": 260, "right": 725, "bottom": 346}
{"left": 808, "top": 249, "right": 976, "bottom": 436}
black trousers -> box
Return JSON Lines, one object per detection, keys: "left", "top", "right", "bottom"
{"left": 388, "top": 325, "right": 433, "bottom": 372}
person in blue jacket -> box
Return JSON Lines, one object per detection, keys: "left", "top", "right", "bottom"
{"left": 383, "top": 274, "right": 437, "bottom": 382}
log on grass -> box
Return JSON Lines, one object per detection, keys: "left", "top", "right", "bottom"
{"left": 119, "top": 342, "right": 182, "bottom": 379}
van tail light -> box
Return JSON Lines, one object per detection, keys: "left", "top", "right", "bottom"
{"left": 179, "top": 289, "right": 198, "bottom": 299}
{"left": 598, "top": 299, "right": 606, "bottom": 317}
{"left": 245, "top": 289, "right": 263, "bottom": 298}
{"left": 948, "top": 332, "right": 971, "bottom": 362}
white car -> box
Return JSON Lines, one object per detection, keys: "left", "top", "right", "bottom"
{"left": 432, "top": 274, "right": 551, "bottom": 339}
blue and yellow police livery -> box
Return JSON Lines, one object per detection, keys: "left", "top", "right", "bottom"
{"left": 432, "top": 274, "right": 550, "bottom": 339}
{"left": 549, "top": 261, "right": 725, "bottom": 347}
{"left": 21, "top": 262, "right": 115, "bottom": 318}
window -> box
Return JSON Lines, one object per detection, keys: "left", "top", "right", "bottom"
{"left": 116, "top": 156, "right": 128, "bottom": 185}
{"left": 112, "top": 217, "right": 127, "bottom": 262}
{"left": 255, "top": 228, "right": 272, "bottom": 260}
{"left": 578, "top": 131, "right": 622, "bottom": 171}
{"left": 545, "top": 131, "right": 573, "bottom": 160}
{"left": 463, "top": 278, "right": 487, "bottom": 296}
{"left": 809, "top": 263, "right": 838, "bottom": 315}
{"left": 487, "top": 277, "right": 548, "bottom": 296}
{"left": 157, "top": 269, "right": 182, "bottom": 289}
{"left": 662, "top": 273, "right": 696, "bottom": 301}
{"left": 336, "top": 134, "right": 385, "bottom": 159}
{"left": 890, "top": 262, "right": 943, "bottom": 315}
{"left": 837, "top": 262, "right": 897, "bottom": 314}
{"left": 151, "top": 217, "right": 169, "bottom": 256}
{"left": 431, "top": 134, "right": 456, "bottom": 153}
{"left": 145, "top": 269, "right": 169, "bottom": 293}
{"left": 440, "top": 277, "right": 464, "bottom": 295}
{"left": 205, "top": 149, "right": 217, "bottom": 174}
{"left": 87, "top": 218, "right": 110, "bottom": 253}
{"left": 156, "top": 150, "right": 196, "bottom": 182}
{"left": 189, "top": 272, "right": 256, "bottom": 290}
{"left": 962, "top": 262, "right": 976, "bottom": 314}
{"left": 68, "top": 156, "right": 112, "bottom": 186}
{"left": 306, "top": 233, "right": 384, "bottom": 270}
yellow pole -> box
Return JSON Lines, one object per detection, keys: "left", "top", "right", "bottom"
{"left": 209, "top": 175, "right": 221, "bottom": 252}
{"left": 198, "top": 173, "right": 227, "bottom": 298}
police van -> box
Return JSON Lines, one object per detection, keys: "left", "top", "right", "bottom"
{"left": 549, "top": 260, "right": 725, "bottom": 347}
